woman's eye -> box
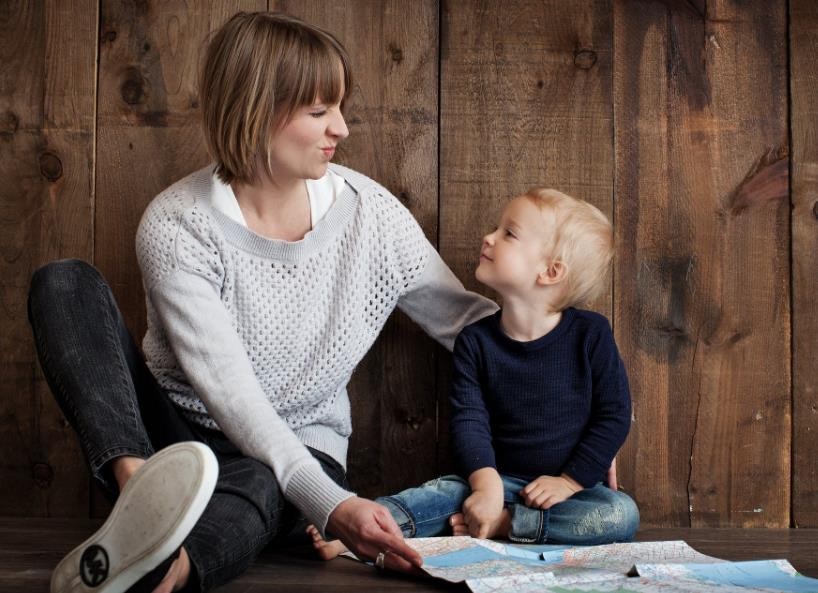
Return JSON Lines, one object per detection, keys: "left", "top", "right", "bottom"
{"left": 310, "top": 111, "right": 327, "bottom": 118}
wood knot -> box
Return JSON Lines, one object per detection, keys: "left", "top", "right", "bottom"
{"left": 32, "top": 462, "right": 54, "bottom": 488}
{"left": 388, "top": 43, "right": 403, "bottom": 64}
{"left": 813, "top": 201, "right": 818, "bottom": 221}
{"left": 573, "top": 49, "right": 597, "bottom": 70}
{"left": 405, "top": 416, "right": 422, "bottom": 431}
{"left": 39, "top": 152, "right": 63, "bottom": 182}
{"left": 397, "top": 191, "right": 411, "bottom": 206}
{"left": 536, "top": 80, "right": 544, "bottom": 89}
{"left": 121, "top": 68, "right": 146, "bottom": 105}
{"left": 102, "top": 30, "right": 117, "bottom": 43}
{"left": 0, "top": 110, "right": 19, "bottom": 141}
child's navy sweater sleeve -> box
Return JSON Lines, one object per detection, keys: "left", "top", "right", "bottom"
{"left": 562, "top": 319, "right": 632, "bottom": 488}
{"left": 449, "top": 330, "right": 496, "bottom": 477}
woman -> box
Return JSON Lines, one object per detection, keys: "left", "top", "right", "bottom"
{"left": 28, "top": 11, "right": 496, "bottom": 593}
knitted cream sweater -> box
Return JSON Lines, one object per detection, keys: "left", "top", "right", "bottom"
{"left": 135, "top": 163, "right": 497, "bottom": 531}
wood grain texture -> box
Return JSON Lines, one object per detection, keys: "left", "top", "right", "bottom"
{"left": 0, "top": 1, "right": 97, "bottom": 516}
{"left": 95, "top": 1, "right": 262, "bottom": 339}
{"left": 273, "top": 0, "right": 441, "bottom": 497}
{"left": 92, "top": 0, "right": 263, "bottom": 516}
{"left": 790, "top": 0, "right": 818, "bottom": 528}
{"left": 438, "top": 0, "right": 614, "bottom": 471}
{"left": 614, "top": 1, "right": 790, "bottom": 527}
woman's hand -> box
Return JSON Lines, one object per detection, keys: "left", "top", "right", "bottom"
{"left": 520, "top": 474, "right": 581, "bottom": 509}
{"left": 326, "top": 496, "right": 423, "bottom": 573}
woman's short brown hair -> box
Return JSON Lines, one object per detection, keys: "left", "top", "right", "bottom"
{"left": 200, "top": 12, "right": 353, "bottom": 185}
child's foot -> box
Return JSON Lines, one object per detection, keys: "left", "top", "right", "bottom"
{"left": 448, "top": 509, "right": 512, "bottom": 539}
{"left": 306, "top": 525, "right": 349, "bottom": 560}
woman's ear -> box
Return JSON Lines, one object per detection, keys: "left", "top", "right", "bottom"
{"left": 537, "top": 261, "right": 566, "bottom": 286}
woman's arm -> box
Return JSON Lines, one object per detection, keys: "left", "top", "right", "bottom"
{"left": 398, "top": 245, "right": 498, "bottom": 351}
{"left": 150, "top": 270, "right": 354, "bottom": 532}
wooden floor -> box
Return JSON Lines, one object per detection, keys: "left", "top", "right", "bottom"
{"left": 1, "top": 518, "right": 816, "bottom": 592}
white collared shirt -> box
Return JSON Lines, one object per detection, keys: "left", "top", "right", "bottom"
{"left": 210, "top": 169, "right": 346, "bottom": 229}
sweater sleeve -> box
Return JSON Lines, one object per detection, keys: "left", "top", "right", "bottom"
{"left": 398, "top": 247, "right": 499, "bottom": 352}
{"left": 449, "top": 331, "right": 496, "bottom": 476}
{"left": 137, "top": 204, "right": 353, "bottom": 535}
{"left": 562, "top": 320, "right": 632, "bottom": 488}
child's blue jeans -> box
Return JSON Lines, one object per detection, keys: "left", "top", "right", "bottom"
{"left": 376, "top": 473, "right": 639, "bottom": 545}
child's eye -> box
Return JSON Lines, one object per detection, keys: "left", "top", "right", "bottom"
{"left": 504, "top": 229, "right": 516, "bottom": 238}
{"left": 310, "top": 111, "right": 327, "bottom": 118}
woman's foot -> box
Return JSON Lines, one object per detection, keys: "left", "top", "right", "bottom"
{"left": 306, "top": 525, "right": 349, "bottom": 560}
{"left": 448, "top": 509, "right": 512, "bottom": 539}
{"left": 50, "top": 442, "right": 217, "bottom": 593}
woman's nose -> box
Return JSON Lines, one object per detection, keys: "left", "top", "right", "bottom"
{"left": 329, "top": 110, "right": 349, "bottom": 140}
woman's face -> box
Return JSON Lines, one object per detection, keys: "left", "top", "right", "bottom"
{"left": 266, "top": 97, "right": 349, "bottom": 182}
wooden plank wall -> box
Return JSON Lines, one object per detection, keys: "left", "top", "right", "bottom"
{"left": 791, "top": 0, "right": 818, "bottom": 528}
{"left": 1, "top": 0, "right": 815, "bottom": 528}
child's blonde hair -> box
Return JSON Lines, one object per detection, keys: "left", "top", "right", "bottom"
{"left": 200, "top": 12, "right": 353, "bottom": 185}
{"left": 523, "top": 188, "right": 613, "bottom": 310}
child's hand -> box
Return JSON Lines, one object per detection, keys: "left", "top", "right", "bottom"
{"left": 462, "top": 489, "right": 505, "bottom": 538}
{"left": 521, "top": 474, "right": 582, "bottom": 509}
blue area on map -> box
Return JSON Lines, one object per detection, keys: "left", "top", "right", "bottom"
{"left": 424, "top": 544, "right": 556, "bottom": 569}
{"left": 423, "top": 547, "right": 504, "bottom": 568}
{"left": 685, "top": 560, "right": 818, "bottom": 592}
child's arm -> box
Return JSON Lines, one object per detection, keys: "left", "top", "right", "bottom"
{"left": 449, "top": 331, "right": 505, "bottom": 535}
{"left": 462, "top": 467, "right": 505, "bottom": 538}
{"left": 561, "top": 318, "right": 632, "bottom": 490}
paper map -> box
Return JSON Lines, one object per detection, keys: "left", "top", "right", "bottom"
{"left": 389, "top": 538, "right": 818, "bottom": 593}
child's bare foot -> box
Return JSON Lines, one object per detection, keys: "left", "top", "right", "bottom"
{"left": 448, "top": 509, "right": 512, "bottom": 539}
{"left": 306, "top": 524, "right": 349, "bottom": 560}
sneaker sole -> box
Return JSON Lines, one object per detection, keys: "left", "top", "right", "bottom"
{"left": 50, "top": 441, "right": 218, "bottom": 593}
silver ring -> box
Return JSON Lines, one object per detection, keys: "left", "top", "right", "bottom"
{"left": 375, "top": 551, "right": 386, "bottom": 570}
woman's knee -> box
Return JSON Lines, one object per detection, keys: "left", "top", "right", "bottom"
{"left": 29, "top": 259, "right": 102, "bottom": 307}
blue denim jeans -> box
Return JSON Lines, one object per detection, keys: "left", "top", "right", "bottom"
{"left": 377, "top": 473, "right": 639, "bottom": 545}
{"left": 27, "top": 259, "right": 350, "bottom": 592}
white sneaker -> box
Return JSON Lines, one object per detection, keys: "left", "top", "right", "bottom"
{"left": 51, "top": 441, "right": 218, "bottom": 593}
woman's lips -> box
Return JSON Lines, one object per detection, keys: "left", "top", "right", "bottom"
{"left": 321, "top": 147, "right": 335, "bottom": 158}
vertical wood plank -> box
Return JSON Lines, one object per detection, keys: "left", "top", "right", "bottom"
{"left": 93, "top": 0, "right": 264, "bottom": 514}
{"left": 439, "top": 0, "right": 614, "bottom": 471}
{"left": 791, "top": 0, "right": 818, "bottom": 528}
{"left": 614, "top": 0, "right": 790, "bottom": 527}
{"left": 0, "top": 1, "right": 97, "bottom": 516}
{"left": 274, "top": 0, "right": 440, "bottom": 497}
{"left": 96, "top": 0, "right": 263, "bottom": 339}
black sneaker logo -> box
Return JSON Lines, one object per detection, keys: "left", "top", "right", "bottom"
{"left": 80, "top": 545, "right": 109, "bottom": 587}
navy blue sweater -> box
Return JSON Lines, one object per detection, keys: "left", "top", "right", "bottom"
{"left": 449, "top": 308, "right": 631, "bottom": 488}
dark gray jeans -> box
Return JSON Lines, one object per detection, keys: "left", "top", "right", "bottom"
{"left": 28, "top": 259, "right": 349, "bottom": 592}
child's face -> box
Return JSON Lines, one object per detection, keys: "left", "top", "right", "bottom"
{"left": 475, "top": 197, "right": 551, "bottom": 296}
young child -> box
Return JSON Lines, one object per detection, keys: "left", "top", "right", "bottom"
{"left": 310, "top": 188, "right": 638, "bottom": 557}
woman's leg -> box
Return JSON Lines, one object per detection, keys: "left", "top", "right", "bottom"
{"left": 504, "top": 478, "right": 640, "bottom": 545}
{"left": 29, "top": 260, "right": 218, "bottom": 592}
{"left": 184, "top": 441, "right": 349, "bottom": 591}
{"left": 27, "top": 259, "right": 196, "bottom": 496}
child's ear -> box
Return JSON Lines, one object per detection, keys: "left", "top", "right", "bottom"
{"left": 537, "top": 261, "right": 566, "bottom": 286}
